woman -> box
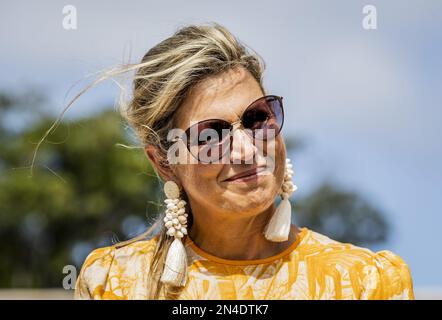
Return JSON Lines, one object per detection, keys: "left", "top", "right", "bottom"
{"left": 74, "top": 23, "right": 414, "bottom": 300}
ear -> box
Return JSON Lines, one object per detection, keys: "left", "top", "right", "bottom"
{"left": 145, "top": 145, "right": 176, "bottom": 182}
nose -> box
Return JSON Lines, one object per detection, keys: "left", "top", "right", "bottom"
{"left": 229, "top": 127, "right": 258, "bottom": 164}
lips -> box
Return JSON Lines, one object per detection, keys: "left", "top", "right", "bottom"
{"left": 224, "top": 166, "right": 267, "bottom": 182}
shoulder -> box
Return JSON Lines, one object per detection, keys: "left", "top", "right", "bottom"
{"left": 299, "top": 228, "right": 414, "bottom": 299}
{"left": 369, "top": 249, "right": 415, "bottom": 299}
{"left": 74, "top": 234, "right": 160, "bottom": 300}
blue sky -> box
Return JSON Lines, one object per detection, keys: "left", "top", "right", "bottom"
{"left": 1, "top": 0, "right": 441, "bottom": 287}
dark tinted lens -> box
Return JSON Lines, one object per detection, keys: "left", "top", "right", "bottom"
{"left": 242, "top": 96, "right": 283, "bottom": 139}
{"left": 186, "top": 119, "right": 230, "bottom": 147}
{"left": 185, "top": 119, "right": 231, "bottom": 162}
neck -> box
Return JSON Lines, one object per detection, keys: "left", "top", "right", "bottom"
{"left": 188, "top": 202, "right": 299, "bottom": 261}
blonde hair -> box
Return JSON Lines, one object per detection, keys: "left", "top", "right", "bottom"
{"left": 33, "top": 22, "right": 266, "bottom": 299}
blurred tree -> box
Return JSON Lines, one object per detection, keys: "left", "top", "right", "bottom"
{"left": 0, "top": 92, "right": 389, "bottom": 288}
{"left": 0, "top": 93, "right": 159, "bottom": 287}
{"left": 293, "top": 183, "right": 389, "bottom": 246}
{"left": 284, "top": 136, "right": 389, "bottom": 245}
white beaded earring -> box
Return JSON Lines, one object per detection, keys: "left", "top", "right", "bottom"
{"left": 160, "top": 180, "right": 188, "bottom": 287}
{"left": 264, "top": 158, "right": 298, "bottom": 242}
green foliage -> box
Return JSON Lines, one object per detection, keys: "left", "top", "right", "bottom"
{"left": 0, "top": 95, "right": 159, "bottom": 287}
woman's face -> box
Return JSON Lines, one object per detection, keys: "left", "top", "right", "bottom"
{"left": 171, "top": 66, "right": 286, "bottom": 218}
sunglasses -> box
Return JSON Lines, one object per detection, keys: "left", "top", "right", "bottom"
{"left": 176, "top": 95, "right": 284, "bottom": 163}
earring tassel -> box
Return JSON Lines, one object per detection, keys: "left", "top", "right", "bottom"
{"left": 160, "top": 237, "right": 188, "bottom": 287}
{"left": 264, "top": 194, "right": 292, "bottom": 242}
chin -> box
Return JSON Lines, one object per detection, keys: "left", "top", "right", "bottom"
{"left": 222, "top": 190, "right": 274, "bottom": 214}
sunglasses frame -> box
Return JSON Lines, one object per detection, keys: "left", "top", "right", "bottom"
{"left": 175, "top": 95, "right": 284, "bottom": 163}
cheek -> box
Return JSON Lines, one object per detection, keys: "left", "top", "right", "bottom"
{"left": 263, "top": 136, "right": 287, "bottom": 196}
{"left": 276, "top": 138, "right": 287, "bottom": 182}
{"left": 261, "top": 135, "right": 286, "bottom": 175}
{"left": 176, "top": 163, "right": 223, "bottom": 195}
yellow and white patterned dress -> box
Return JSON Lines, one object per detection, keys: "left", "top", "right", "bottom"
{"left": 74, "top": 227, "right": 414, "bottom": 300}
